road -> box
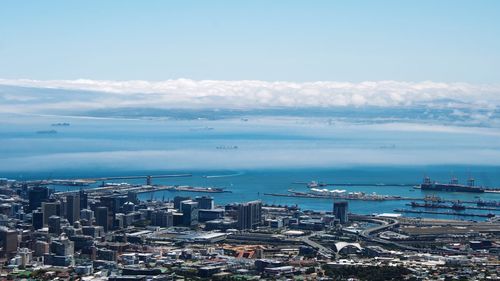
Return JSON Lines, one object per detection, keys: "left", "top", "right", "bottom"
{"left": 299, "top": 231, "right": 334, "bottom": 258}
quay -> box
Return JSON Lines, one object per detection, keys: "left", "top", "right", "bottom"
{"left": 55, "top": 184, "right": 229, "bottom": 196}
{"left": 263, "top": 192, "right": 419, "bottom": 201}
{"left": 293, "top": 182, "right": 417, "bottom": 187}
{"left": 407, "top": 202, "right": 500, "bottom": 211}
{"left": 264, "top": 192, "right": 500, "bottom": 207}
{"left": 133, "top": 185, "right": 231, "bottom": 194}
{"left": 48, "top": 174, "right": 192, "bottom": 186}
{"left": 394, "top": 209, "right": 496, "bottom": 218}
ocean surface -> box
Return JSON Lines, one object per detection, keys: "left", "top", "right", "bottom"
{"left": 1, "top": 113, "right": 500, "bottom": 221}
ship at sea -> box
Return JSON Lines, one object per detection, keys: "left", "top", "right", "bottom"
{"left": 420, "top": 176, "right": 484, "bottom": 193}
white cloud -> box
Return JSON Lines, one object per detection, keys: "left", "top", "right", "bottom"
{"left": 0, "top": 78, "right": 499, "bottom": 113}
{"left": 2, "top": 147, "right": 500, "bottom": 172}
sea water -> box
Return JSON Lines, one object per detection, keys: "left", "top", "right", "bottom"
{"left": 1, "top": 113, "right": 499, "bottom": 220}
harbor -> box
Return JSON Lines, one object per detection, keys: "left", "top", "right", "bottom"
{"left": 264, "top": 191, "right": 419, "bottom": 201}
{"left": 407, "top": 202, "right": 500, "bottom": 211}
{"left": 394, "top": 209, "right": 496, "bottom": 218}
{"left": 295, "top": 176, "right": 500, "bottom": 193}
{"left": 55, "top": 184, "right": 229, "bottom": 197}
{"left": 293, "top": 181, "right": 417, "bottom": 187}
{"left": 19, "top": 169, "right": 500, "bottom": 222}
{"left": 264, "top": 189, "right": 500, "bottom": 205}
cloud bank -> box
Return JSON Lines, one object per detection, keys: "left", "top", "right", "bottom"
{"left": 1, "top": 79, "right": 499, "bottom": 113}
{"left": 2, "top": 148, "right": 500, "bottom": 172}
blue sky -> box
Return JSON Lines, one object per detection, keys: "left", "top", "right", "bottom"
{"left": 0, "top": 0, "right": 499, "bottom": 82}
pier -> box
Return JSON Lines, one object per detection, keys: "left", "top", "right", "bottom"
{"left": 293, "top": 182, "right": 417, "bottom": 187}
{"left": 407, "top": 202, "right": 500, "bottom": 211}
{"left": 55, "top": 184, "right": 229, "bottom": 196}
{"left": 263, "top": 192, "right": 419, "bottom": 201}
{"left": 394, "top": 209, "right": 496, "bottom": 218}
{"left": 49, "top": 174, "right": 192, "bottom": 186}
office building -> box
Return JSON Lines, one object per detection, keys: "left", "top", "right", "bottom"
{"left": 0, "top": 227, "right": 18, "bottom": 258}
{"left": 34, "top": 241, "right": 49, "bottom": 257}
{"left": 28, "top": 186, "right": 49, "bottom": 212}
{"left": 80, "top": 208, "right": 94, "bottom": 222}
{"left": 127, "top": 191, "right": 138, "bottom": 204}
{"left": 32, "top": 210, "right": 44, "bottom": 230}
{"left": 65, "top": 193, "right": 80, "bottom": 224}
{"left": 95, "top": 206, "right": 109, "bottom": 232}
{"left": 151, "top": 210, "right": 174, "bottom": 227}
{"left": 181, "top": 200, "right": 199, "bottom": 227}
{"left": 48, "top": 215, "right": 62, "bottom": 235}
{"left": 199, "top": 209, "right": 225, "bottom": 222}
{"left": 195, "top": 196, "right": 214, "bottom": 210}
{"left": 174, "top": 196, "right": 191, "bottom": 209}
{"left": 333, "top": 201, "right": 349, "bottom": 224}
{"left": 79, "top": 189, "right": 88, "bottom": 209}
{"left": 50, "top": 235, "right": 74, "bottom": 256}
{"left": 42, "top": 201, "right": 61, "bottom": 226}
{"left": 236, "top": 200, "right": 262, "bottom": 230}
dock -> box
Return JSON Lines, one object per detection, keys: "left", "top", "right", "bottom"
{"left": 48, "top": 174, "right": 192, "bottom": 186}
{"left": 394, "top": 209, "right": 495, "bottom": 218}
{"left": 293, "top": 182, "right": 417, "bottom": 187}
{"left": 407, "top": 202, "right": 500, "bottom": 211}
{"left": 263, "top": 192, "right": 418, "bottom": 201}
{"left": 55, "top": 184, "right": 229, "bottom": 196}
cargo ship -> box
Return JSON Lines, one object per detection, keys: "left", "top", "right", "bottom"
{"left": 420, "top": 176, "right": 484, "bottom": 193}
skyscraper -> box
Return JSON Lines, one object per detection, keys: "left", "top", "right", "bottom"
{"left": 174, "top": 196, "right": 191, "bottom": 210}
{"left": 333, "top": 201, "right": 349, "bottom": 224}
{"left": 48, "top": 215, "right": 62, "bottom": 235}
{"left": 0, "top": 227, "right": 18, "bottom": 258}
{"left": 95, "top": 206, "right": 109, "bottom": 232}
{"left": 151, "top": 210, "right": 174, "bottom": 227}
{"left": 28, "top": 186, "right": 49, "bottom": 212}
{"left": 236, "top": 200, "right": 262, "bottom": 230}
{"left": 79, "top": 189, "right": 88, "bottom": 209}
{"left": 42, "top": 201, "right": 61, "bottom": 226}
{"left": 32, "top": 210, "right": 44, "bottom": 230}
{"left": 80, "top": 209, "right": 94, "bottom": 223}
{"left": 195, "top": 196, "right": 214, "bottom": 210}
{"left": 181, "top": 200, "right": 199, "bottom": 227}
{"left": 65, "top": 193, "right": 80, "bottom": 224}
{"left": 50, "top": 235, "right": 74, "bottom": 256}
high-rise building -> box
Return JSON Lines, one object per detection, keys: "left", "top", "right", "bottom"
{"left": 236, "top": 200, "right": 262, "bottom": 230}
{"left": 151, "top": 210, "right": 174, "bottom": 227}
{"left": 80, "top": 209, "right": 94, "bottom": 222}
{"left": 50, "top": 235, "right": 74, "bottom": 256}
{"left": 333, "top": 201, "right": 349, "bottom": 224}
{"left": 181, "top": 200, "right": 199, "bottom": 227}
{"left": 79, "top": 190, "right": 88, "bottom": 209}
{"left": 174, "top": 196, "right": 191, "bottom": 210}
{"left": 42, "top": 201, "right": 61, "bottom": 226}
{"left": 65, "top": 193, "right": 80, "bottom": 224}
{"left": 28, "top": 186, "right": 49, "bottom": 212}
{"left": 195, "top": 196, "right": 214, "bottom": 210}
{"left": 34, "top": 241, "right": 49, "bottom": 257}
{"left": 127, "top": 191, "right": 138, "bottom": 204}
{"left": 95, "top": 206, "right": 109, "bottom": 232}
{"left": 0, "top": 227, "right": 18, "bottom": 258}
{"left": 32, "top": 210, "right": 44, "bottom": 230}
{"left": 48, "top": 215, "right": 62, "bottom": 235}
{"left": 99, "top": 195, "right": 128, "bottom": 229}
